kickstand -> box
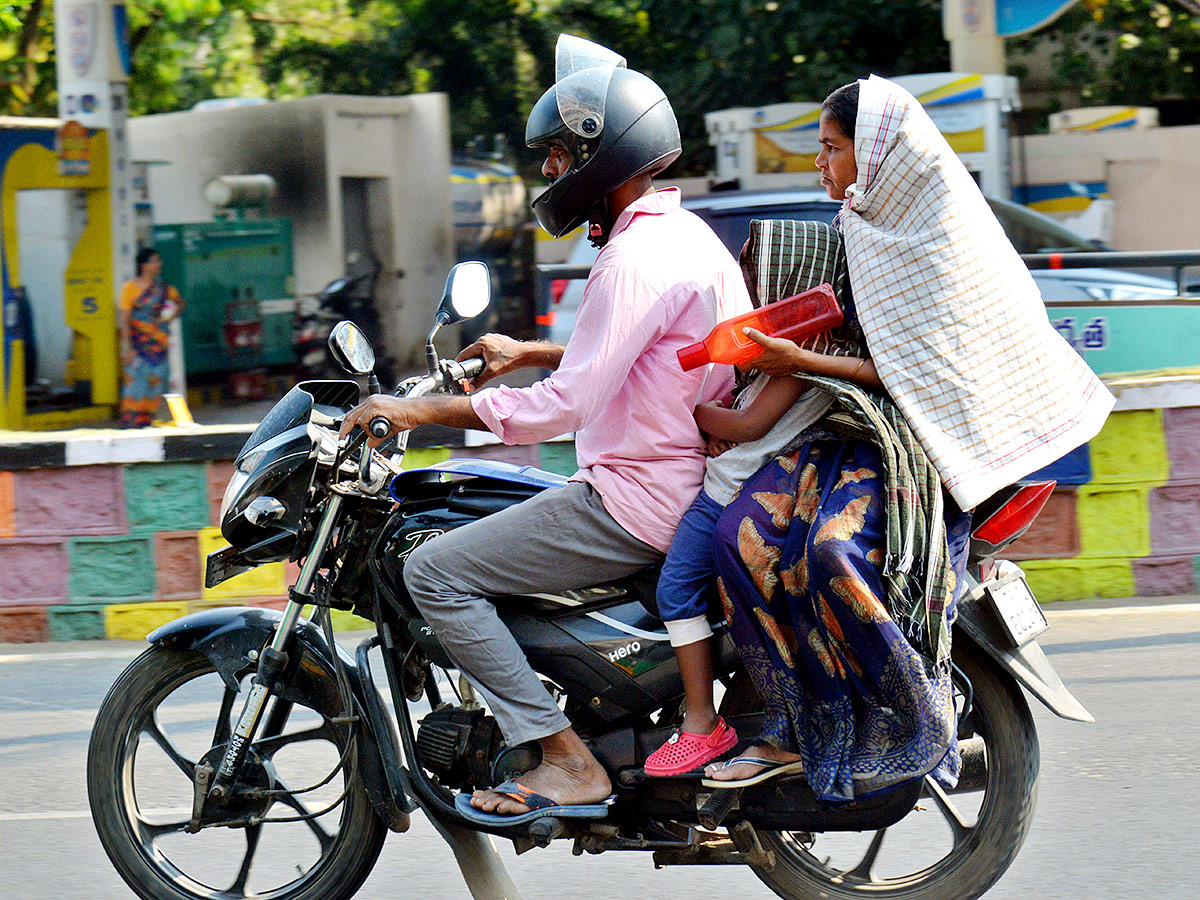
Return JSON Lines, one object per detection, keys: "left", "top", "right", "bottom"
{"left": 426, "top": 814, "right": 524, "bottom": 900}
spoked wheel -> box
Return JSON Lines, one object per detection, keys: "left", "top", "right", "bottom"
{"left": 728, "top": 641, "right": 1040, "bottom": 900}
{"left": 87, "top": 646, "right": 385, "bottom": 900}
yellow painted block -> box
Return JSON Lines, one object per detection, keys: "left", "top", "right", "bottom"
{"left": 299, "top": 605, "right": 374, "bottom": 632}
{"left": 105, "top": 601, "right": 191, "bottom": 640}
{"left": 401, "top": 447, "right": 452, "bottom": 470}
{"left": 198, "top": 527, "right": 286, "bottom": 599}
{"left": 1088, "top": 409, "right": 1169, "bottom": 484}
{"left": 1076, "top": 484, "right": 1151, "bottom": 558}
{"left": 1020, "top": 558, "right": 1136, "bottom": 602}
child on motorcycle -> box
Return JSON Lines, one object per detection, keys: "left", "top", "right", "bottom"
{"left": 644, "top": 221, "right": 866, "bottom": 777}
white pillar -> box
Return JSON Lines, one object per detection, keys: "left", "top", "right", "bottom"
{"left": 943, "top": 0, "right": 1007, "bottom": 75}
{"left": 54, "top": 1, "right": 135, "bottom": 310}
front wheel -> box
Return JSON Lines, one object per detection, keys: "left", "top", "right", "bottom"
{"left": 87, "top": 645, "right": 386, "bottom": 900}
{"left": 731, "top": 640, "right": 1040, "bottom": 900}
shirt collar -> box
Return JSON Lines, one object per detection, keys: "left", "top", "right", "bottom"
{"left": 609, "top": 187, "right": 681, "bottom": 240}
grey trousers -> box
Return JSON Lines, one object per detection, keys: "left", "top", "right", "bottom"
{"left": 403, "top": 481, "right": 663, "bottom": 745}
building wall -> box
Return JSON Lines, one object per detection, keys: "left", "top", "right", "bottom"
{"left": 128, "top": 94, "right": 454, "bottom": 366}
{"left": 1016, "top": 125, "right": 1200, "bottom": 251}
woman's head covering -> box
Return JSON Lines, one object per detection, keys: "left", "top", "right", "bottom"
{"left": 839, "top": 75, "right": 1113, "bottom": 509}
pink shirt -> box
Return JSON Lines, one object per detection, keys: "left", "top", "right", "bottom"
{"left": 472, "top": 189, "right": 752, "bottom": 551}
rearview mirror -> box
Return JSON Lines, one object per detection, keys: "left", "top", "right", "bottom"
{"left": 327, "top": 321, "right": 376, "bottom": 375}
{"left": 436, "top": 261, "right": 491, "bottom": 324}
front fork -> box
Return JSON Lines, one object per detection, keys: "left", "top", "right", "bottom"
{"left": 204, "top": 493, "right": 346, "bottom": 804}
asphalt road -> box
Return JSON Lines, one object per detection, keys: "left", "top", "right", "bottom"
{"left": 1, "top": 597, "right": 1196, "bottom": 900}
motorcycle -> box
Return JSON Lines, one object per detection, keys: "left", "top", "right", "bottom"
{"left": 293, "top": 252, "right": 393, "bottom": 385}
{"left": 88, "top": 260, "right": 1092, "bottom": 900}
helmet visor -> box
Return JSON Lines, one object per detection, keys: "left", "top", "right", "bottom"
{"left": 555, "top": 34, "right": 626, "bottom": 139}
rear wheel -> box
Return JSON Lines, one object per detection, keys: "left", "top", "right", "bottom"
{"left": 727, "top": 640, "right": 1039, "bottom": 900}
{"left": 87, "top": 645, "right": 386, "bottom": 900}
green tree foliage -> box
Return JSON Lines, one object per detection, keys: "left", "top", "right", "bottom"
{"left": 1009, "top": 0, "right": 1200, "bottom": 119}
{"left": 0, "top": 1, "right": 56, "bottom": 115}
{"left": 2, "top": 1, "right": 1195, "bottom": 172}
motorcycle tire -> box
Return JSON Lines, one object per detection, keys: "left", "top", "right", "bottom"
{"left": 87, "top": 645, "right": 386, "bottom": 900}
{"left": 724, "top": 639, "right": 1039, "bottom": 900}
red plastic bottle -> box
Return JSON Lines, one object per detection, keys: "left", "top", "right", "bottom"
{"left": 677, "top": 283, "right": 844, "bottom": 371}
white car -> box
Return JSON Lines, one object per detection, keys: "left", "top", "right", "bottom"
{"left": 545, "top": 190, "right": 1178, "bottom": 344}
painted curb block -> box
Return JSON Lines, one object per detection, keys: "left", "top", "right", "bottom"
{"left": 105, "top": 601, "right": 192, "bottom": 640}
{"left": 13, "top": 465, "right": 127, "bottom": 536}
{"left": 198, "top": 527, "right": 285, "bottom": 600}
{"left": 0, "top": 537, "right": 69, "bottom": 605}
{"left": 1021, "top": 558, "right": 1137, "bottom": 601}
{"left": 538, "top": 442, "right": 578, "bottom": 477}
{"left": 0, "top": 472, "right": 13, "bottom": 538}
{"left": 47, "top": 604, "right": 108, "bottom": 641}
{"left": 125, "top": 462, "right": 210, "bottom": 533}
{"left": 1087, "top": 409, "right": 1169, "bottom": 485}
{"left": 155, "top": 531, "right": 202, "bottom": 601}
{"left": 0, "top": 605, "right": 48, "bottom": 642}
{"left": 1075, "top": 484, "right": 1152, "bottom": 559}
{"left": 68, "top": 534, "right": 157, "bottom": 601}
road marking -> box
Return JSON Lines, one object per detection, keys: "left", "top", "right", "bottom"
{"left": 1046, "top": 602, "right": 1200, "bottom": 619}
{"left": 0, "top": 648, "right": 143, "bottom": 664}
{"left": 0, "top": 807, "right": 188, "bottom": 822}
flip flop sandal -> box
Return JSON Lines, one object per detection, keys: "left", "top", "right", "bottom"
{"left": 700, "top": 755, "right": 806, "bottom": 789}
{"left": 644, "top": 716, "right": 739, "bottom": 777}
{"left": 453, "top": 780, "right": 612, "bottom": 827}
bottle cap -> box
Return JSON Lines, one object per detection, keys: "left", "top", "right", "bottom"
{"left": 676, "top": 342, "right": 709, "bottom": 371}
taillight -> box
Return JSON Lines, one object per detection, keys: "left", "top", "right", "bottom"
{"left": 973, "top": 481, "right": 1056, "bottom": 545}
{"left": 550, "top": 279, "right": 568, "bottom": 305}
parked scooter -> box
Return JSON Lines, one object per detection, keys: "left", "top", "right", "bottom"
{"left": 88, "top": 261, "right": 1092, "bottom": 900}
{"left": 293, "top": 252, "right": 394, "bottom": 385}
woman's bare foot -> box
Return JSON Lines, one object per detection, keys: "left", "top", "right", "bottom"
{"left": 470, "top": 728, "right": 611, "bottom": 815}
{"left": 704, "top": 743, "right": 803, "bottom": 783}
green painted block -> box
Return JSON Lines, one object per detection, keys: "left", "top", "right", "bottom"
{"left": 1076, "top": 484, "right": 1151, "bottom": 559}
{"left": 1194, "top": 556, "right": 1200, "bottom": 592}
{"left": 124, "top": 463, "right": 210, "bottom": 533}
{"left": 1021, "top": 558, "right": 1136, "bottom": 602}
{"left": 1088, "top": 409, "right": 1169, "bottom": 485}
{"left": 68, "top": 535, "right": 156, "bottom": 599}
{"left": 538, "top": 442, "right": 578, "bottom": 477}
{"left": 47, "top": 604, "right": 107, "bottom": 641}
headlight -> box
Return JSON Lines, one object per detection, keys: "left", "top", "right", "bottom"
{"left": 219, "top": 469, "right": 251, "bottom": 523}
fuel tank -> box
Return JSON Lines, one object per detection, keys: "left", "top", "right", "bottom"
{"left": 377, "top": 459, "right": 737, "bottom": 724}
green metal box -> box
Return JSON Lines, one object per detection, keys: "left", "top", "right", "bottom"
{"left": 152, "top": 219, "right": 295, "bottom": 376}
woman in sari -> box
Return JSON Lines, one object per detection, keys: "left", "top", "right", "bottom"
{"left": 119, "top": 247, "right": 183, "bottom": 428}
{"left": 703, "top": 77, "right": 1114, "bottom": 802}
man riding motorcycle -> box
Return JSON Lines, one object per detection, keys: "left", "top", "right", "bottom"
{"left": 339, "top": 35, "right": 752, "bottom": 819}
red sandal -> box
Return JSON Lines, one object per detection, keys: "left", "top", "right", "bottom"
{"left": 644, "top": 717, "right": 738, "bottom": 777}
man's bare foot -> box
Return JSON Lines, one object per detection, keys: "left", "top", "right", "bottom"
{"left": 470, "top": 728, "right": 611, "bottom": 815}
{"left": 703, "top": 743, "right": 803, "bottom": 783}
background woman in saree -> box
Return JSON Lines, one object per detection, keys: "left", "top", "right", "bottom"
{"left": 118, "top": 247, "right": 183, "bottom": 428}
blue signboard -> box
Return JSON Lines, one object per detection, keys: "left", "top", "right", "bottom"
{"left": 997, "top": 0, "right": 1080, "bottom": 36}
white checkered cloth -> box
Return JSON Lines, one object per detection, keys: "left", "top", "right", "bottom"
{"left": 840, "top": 76, "right": 1115, "bottom": 510}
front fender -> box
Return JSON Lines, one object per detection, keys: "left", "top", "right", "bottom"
{"left": 148, "top": 606, "right": 412, "bottom": 831}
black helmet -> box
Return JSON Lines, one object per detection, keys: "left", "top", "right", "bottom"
{"left": 526, "top": 36, "right": 681, "bottom": 240}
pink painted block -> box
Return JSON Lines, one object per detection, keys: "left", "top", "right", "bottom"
{"left": 1148, "top": 481, "right": 1200, "bottom": 555}
{"left": 1164, "top": 407, "right": 1200, "bottom": 480}
{"left": 0, "top": 538, "right": 69, "bottom": 605}
{"left": 207, "top": 461, "right": 236, "bottom": 527}
{"left": 155, "top": 531, "right": 202, "bottom": 601}
{"left": 452, "top": 444, "right": 541, "bottom": 468}
{"left": 1006, "top": 489, "right": 1079, "bottom": 560}
{"left": 1133, "top": 556, "right": 1197, "bottom": 597}
{"left": 0, "top": 606, "right": 49, "bottom": 642}
{"left": 13, "top": 465, "right": 127, "bottom": 536}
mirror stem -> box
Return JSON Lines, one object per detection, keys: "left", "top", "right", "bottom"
{"left": 367, "top": 372, "right": 381, "bottom": 394}
{"left": 425, "top": 321, "right": 444, "bottom": 376}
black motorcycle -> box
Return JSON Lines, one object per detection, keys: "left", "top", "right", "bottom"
{"left": 88, "top": 261, "right": 1092, "bottom": 900}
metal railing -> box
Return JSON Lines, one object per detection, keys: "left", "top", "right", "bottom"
{"left": 1020, "top": 250, "right": 1200, "bottom": 298}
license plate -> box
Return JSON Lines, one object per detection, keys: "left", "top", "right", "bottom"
{"left": 985, "top": 574, "right": 1048, "bottom": 646}
{"left": 205, "top": 545, "right": 253, "bottom": 589}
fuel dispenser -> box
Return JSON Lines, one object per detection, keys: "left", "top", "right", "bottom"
{"left": 1, "top": 119, "right": 118, "bottom": 430}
